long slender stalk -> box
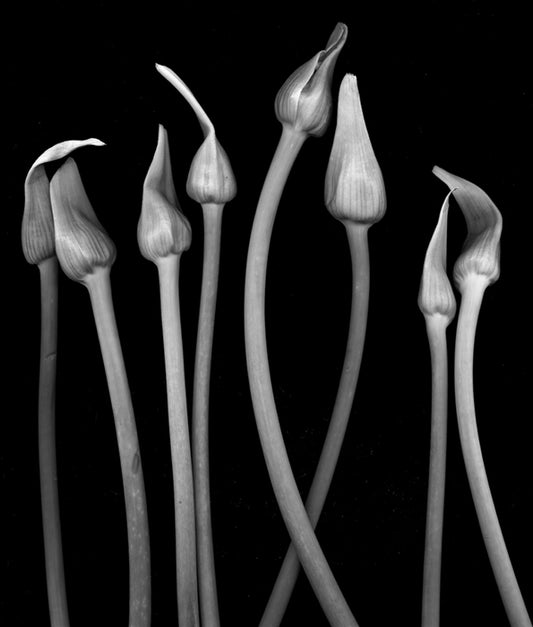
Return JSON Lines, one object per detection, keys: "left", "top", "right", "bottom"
{"left": 421, "top": 315, "right": 449, "bottom": 627}
{"left": 38, "top": 256, "right": 70, "bottom": 627}
{"left": 244, "top": 123, "right": 358, "bottom": 627}
{"left": 156, "top": 254, "right": 200, "bottom": 627}
{"left": 260, "top": 221, "right": 369, "bottom": 627}
{"left": 85, "top": 267, "right": 151, "bottom": 627}
{"left": 192, "top": 203, "right": 223, "bottom": 627}
{"left": 455, "top": 273, "right": 531, "bottom": 627}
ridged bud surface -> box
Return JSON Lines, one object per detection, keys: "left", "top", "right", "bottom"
{"left": 186, "top": 133, "right": 236, "bottom": 205}
{"left": 50, "top": 157, "right": 116, "bottom": 282}
{"left": 418, "top": 191, "right": 457, "bottom": 321}
{"left": 433, "top": 166, "right": 502, "bottom": 287}
{"left": 275, "top": 23, "right": 347, "bottom": 137}
{"left": 138, "top": 125, "right": 191, "bottom": 262}
{"left": 325, "top": 74, "right": 386, "bottom": 224}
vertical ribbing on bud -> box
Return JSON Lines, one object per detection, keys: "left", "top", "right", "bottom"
{"left": 49, "top": 157, "right": 116, "bottom": 283}
{"left": 21, "top": 138, "right": 105, "bottom": 265}
{"left": 155, "top": 63, "right": 237, "bottom": 205}
{"left": 325, "top": 74, "right": 386, "bottom": 224}
{"left": 418, "top": 191, "right": 457, "bottom": 321}
{"left": 138, "top": 124, "right": 191, "bottom": 262}
{"left": 432, "top": 166, "right": 502, "bottom": 287}
{"left": 274, "top": 23, "right": 348, "bottom": 137}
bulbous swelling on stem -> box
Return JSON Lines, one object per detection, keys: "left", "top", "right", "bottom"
{"left": 49, "top": 157, "right": 116, "bottom": 283}
{"left": 324, "top": 74, "right": 386, "bottom": 225}
{"left": 418, "top": 191, "right": 457, "bottom": 321}
{"left": 138, "top": 125, "right": 192, "bottom": 262}
{"left": 187, "top": 133, "right": 237, "bottom": 205}
{"left": 21, "top": 138, "right": 105, "bottom": 265}
{"left": 433, "top": 166, "right": 502, "bottom": 288}
{"left": 275, "top": 23, "right": 348, "bottom": 137}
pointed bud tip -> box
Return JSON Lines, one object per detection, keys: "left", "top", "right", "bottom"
{"left": 138, "top": 126, "right": 192, "bottom": 262}
{"left": 275, "top": 23, "right": 348, "bottom": 136}
{"left": 418, "top": 191, "right": 457, "bottom": 321}
{"left": 324, "top": 74, "right": 386, "bottom": 225}
{"left": 433, "top": 166, "right": 502, "bottom": 288}
{"left": 50, "top": 158, "right": 116, "bottom": 282}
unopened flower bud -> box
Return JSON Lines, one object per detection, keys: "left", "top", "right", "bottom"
{"left": 138, "top": 124, "right": 192, "bottom": 262}
{"left": 275, "top": 23, "right": 347, "bottom": 137}
{"left": 325, "top": 74, "right": 386, "bottom": 224}
{"left": 50, "top": 157, "right": 116, "bottom": 282}
{"left": 186, "top": 133, "right": 236, "bottom": 205}
{"left": 21, "top": 139, "right": 104, "bottom": 265}
{"left": 432, "top": 166, "right": 502, "bottom": 287}
{"left": 418, "top": 191, "right": 457, "bottom": 321}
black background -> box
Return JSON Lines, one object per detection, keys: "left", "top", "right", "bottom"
{"left": 4, "top": 1, "right": 532, "bottom": 626}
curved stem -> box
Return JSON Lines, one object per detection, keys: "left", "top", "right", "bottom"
{"left": 455, "top": 274, "right": 531, "bottom": 627}
{"left": 421, "top": 315, "right": 449, "bottom": 627}
{"left": 244, "top": 124, "right": 359, "bottom": 627}
{"left": 156, "top": 255, "right": 200, "bottom": 627}
{"left": 38, "top": 256, "right": 70, "bottom": 627}
{"left": 85, "top": 268, "right": 151, "bottom": 627}
{"left": 192, "top": 204, "right": 224, "bottom": 627}
{"left": 259, "top": 222, "right": 370, "bottom": 627}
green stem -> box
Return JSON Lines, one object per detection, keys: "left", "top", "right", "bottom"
{"left": 455, "top": 274, "right": 531, "bottom": 627}
{"left": 85, "top": 268, "right": 151, "bottom": 627}
{"left": 156, "top": 254, "right": 200, "bottom": 627}
{"left": 259, "top": 222, "right": 370, "bottom": 627}
{"left": 38, "top": 256, "right": 70, "bottom": 627}
{"left": 192, "top": 204, "right": 224, "bottom": 627}
{"left": 244, "top": 124, "right": 359, "bottom": 627}
{"left": 421, "top": 315, "right": 449, "bottom": 627}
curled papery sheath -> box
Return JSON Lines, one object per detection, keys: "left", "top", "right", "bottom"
{"left": 325, "top": 74, "right": 386, "bottom": 224}
{"left": 50, "top": 157, "right": 116, "bottom": 282}
{"left": 155, "top": 63, "right": 236, "bottom": 205}
{"left": 418, "top": 191, "right": 457, "bottom": 321}
{"left": 433, "top": 166, "right": 502, "bottom": 287}
{"left": 138, "top": 124, "right": 192, "bottom": 262}
{"left": 275, "top": 22, "right": 348, "bottom": 137}
{"left": 21, "top": 138, "right": 105, "bottom": 265}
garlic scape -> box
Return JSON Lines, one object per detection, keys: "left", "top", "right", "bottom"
{"left": 418, "top": 191, "right": 456, "bottom": 627}
{"left": 50, "top": 157, "right": 151, "bottom": 627}
{"left": 155, "top": 63, "right": 236, "bottom": 627}
{"left": 138, "top": 124, "right": 199, "bottom": 627}
{"left": 244, "top": 24, "right": 359, "bottom": 627}
{"left": 434, "top": 167, "right": 531, "bottom": 627}
{"left": 22, "top": 138, "right": 104, "bottom": 627}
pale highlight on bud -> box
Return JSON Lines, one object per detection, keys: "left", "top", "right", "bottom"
{"left": 50, "top": 157, "right": 116, "bottom": 282}
{"left": 138, "top": 124, "right": 192, "bottom": 262}
{"left": 155, "top": 63, "right": 236, "bottom": 205}
{"left": 325, "top": 74, "right": 386, "bottom": 224}
{"left": 432, "top": 166, "right": 502, "bottom": 287}
{"left": 418, "top": 191, "right": 457, "bottom": 321}
{"left": 275, "top": 23, "right": 348, "bottom": 137}
{"left": 21, "top": 138, "right": 105, "bottom": 265}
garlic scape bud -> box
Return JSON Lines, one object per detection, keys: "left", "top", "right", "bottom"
{"left": 325, "top": 74, "right": 386, "bottom": 225}
{"left": 433, "top": 166, "right": 502, "bottom": 288}
{"left": 155, "top": 63, "right": 236, "bottom": 205}
{"left": 138, "top": 124, "right": 192, "bottom": 262}
{"left": 22, "top": 138, "right": 104, "bottom": 265}
{"left": 418, "top": 190, "right": 457, "bottom": 322}
{"left": 49, "top": 157, "right": 116, "bottom": 283}
{"left": 275, "top": 22, "right": 348, "bottom": 137}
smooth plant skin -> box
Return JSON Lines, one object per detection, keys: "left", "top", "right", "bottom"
{"left": 434, "top": 167, "right": 531, "bottom": 627}
{"left": 418, "top": 192, "right": 456, "bottom": 627}
{"left": 22, "top": 138, "right": 104, "bottom": 627}
{"left": 50, "top": 158, "right": 151, "bottom": 627}
{"left": 245, "top": 23, "right": 359, "bottom": 627}
{"left": 156, "top": 64, "right": 237, "bottom": 627}
{"left": 138, "top": 125, "right": 199, "bottom": 627}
